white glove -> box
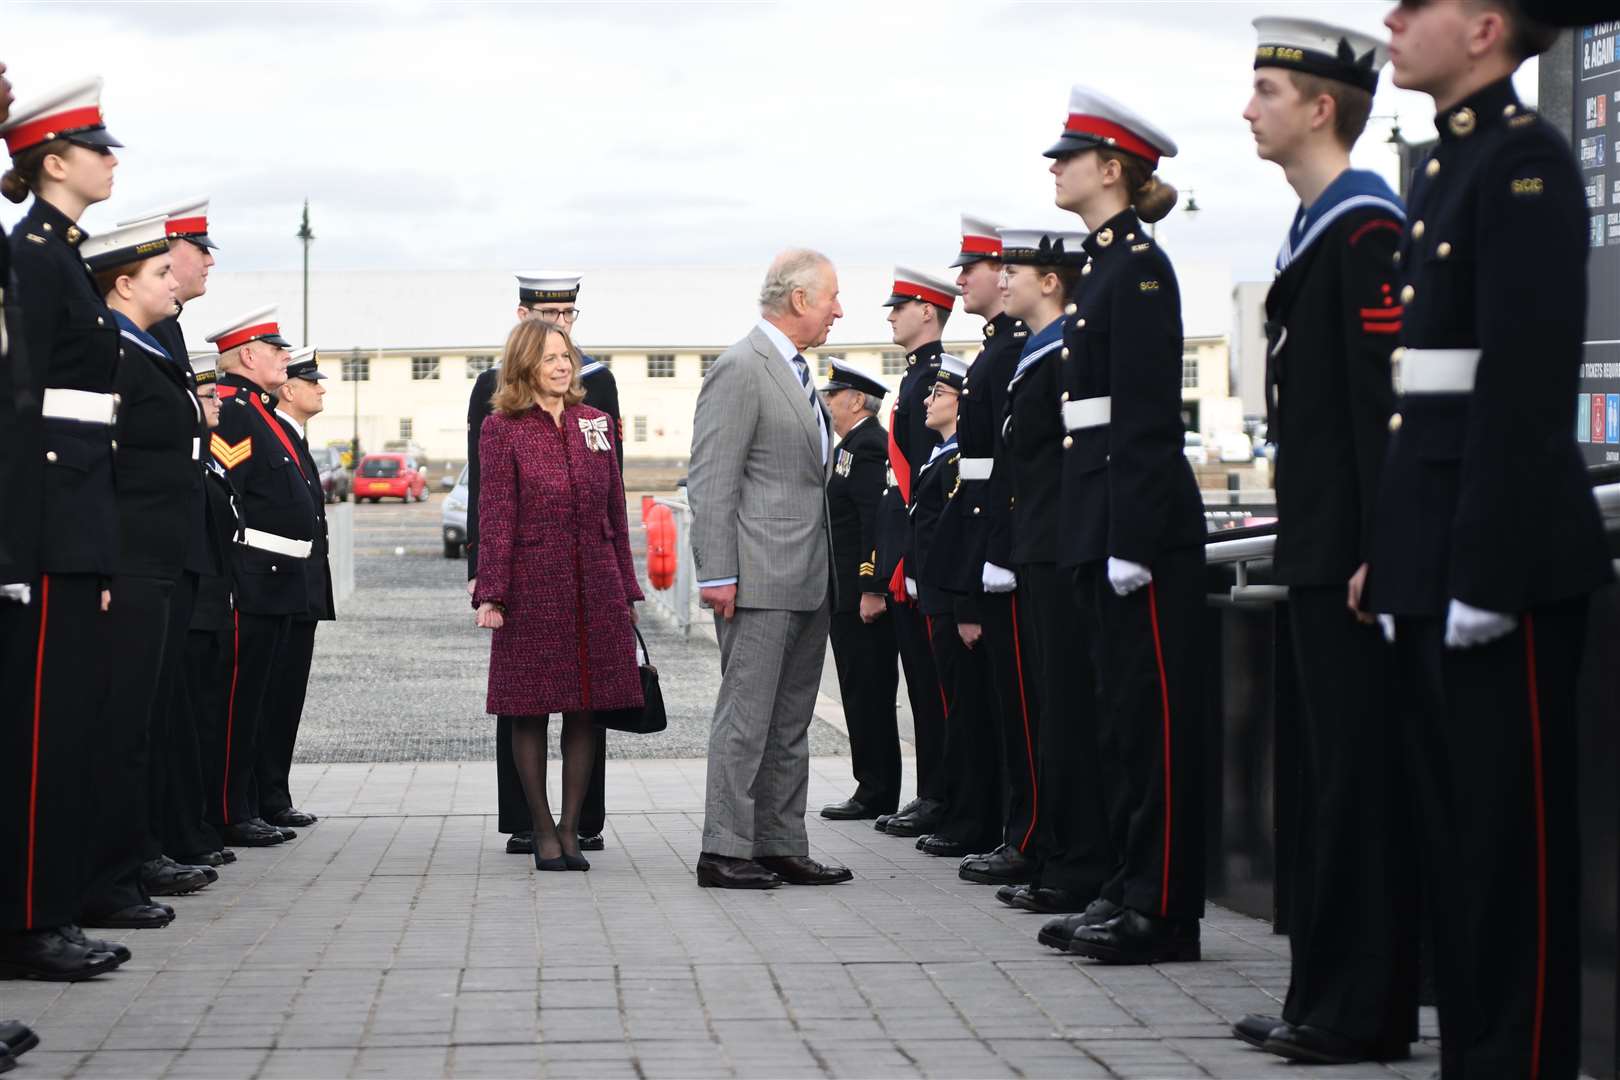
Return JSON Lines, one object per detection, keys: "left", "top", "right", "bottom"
{"left": 1377, "top": 615, "right": 1396, "bottom": 644}
{"left": 1, "top": 583, "right": 31, "bottom": 605}
{"left": 905, "top": 576, "right": 918, "bottom": 601}
{"left": 982, "top": 562, "right": 1017, "bottom": 593}
{"left": 1444, "top": 599, "right": 1518, "bottom": 649}
{"left": 1106, "top": 557, "right": 1152, "bottom": 597}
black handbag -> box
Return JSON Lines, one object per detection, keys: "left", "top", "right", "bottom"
{"left": 594, "top": 626, "right": 667, "bottom": 734}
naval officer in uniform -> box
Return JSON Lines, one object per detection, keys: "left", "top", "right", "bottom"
{"left": 818, "top": 360, "right": 902, "bottom": 821}
{"left": 1366, "top": 3, "right": 1612, "bottom": 1075}
{"left": 466, "top": 272, "right": 617, "bottom": 855}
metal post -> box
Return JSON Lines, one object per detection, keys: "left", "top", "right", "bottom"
{"left": 296, "top": 200, "right": 315, "bottom": 343}
{"left": 349, "top": 346, "right": 361, "bottom": 463}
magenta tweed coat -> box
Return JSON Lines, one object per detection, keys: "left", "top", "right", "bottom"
{"left": 473, "top": 404, "right": 645, "bottom": 716}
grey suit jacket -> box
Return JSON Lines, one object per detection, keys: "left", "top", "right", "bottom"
{"left": 688, "top": 325, "right": 833, "bottom": 612}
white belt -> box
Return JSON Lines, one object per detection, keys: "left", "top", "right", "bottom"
{"left": 1398, "top": 348, "right": 1481, "bottom": 395}
{"left": 1062, "top": 396, "right": 1111, "bottom": 431}
{"left": 958, "top": 457, "right": 993, "bottom": 481}
{"left": 192, "top": 436, "right": 201, "bottom": 461}
{"left": 240, "top": 528, "right": 312, "bottom": 559}
{"left": 41, "top": 388, "right": 117, "bottom": 425}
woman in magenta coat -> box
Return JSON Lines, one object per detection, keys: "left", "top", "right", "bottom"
{"left": 473, "top": 318, "right": 643, "bottom": 871}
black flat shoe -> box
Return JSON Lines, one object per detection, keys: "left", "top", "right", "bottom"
{"left": 995, "top": 884, "right": 1028, "bottom": 908}
{"left": 532, "top": 850, "right": 569, "bottom": 872}
{"left": 59, "top": 925, "right": 131, "bottom": 966}
{"left": 0, "top": 1048, "right": 14, "bottom": 1074}
{"left": 1037, "top": 899, "right": 1126, "bottom": 951}
{"left": 219, "top": 848, "right": 237, "bottom": 864}
{"left": 876, "top": 796, "right": 926, "bottom": 833}
{"left": 1068, "top": 907, "right": 1200, "bottom": 964}
{"left": 564, "top": 854, "right": 591, "bottom": 871}
{"left": 266, "top": 808, "right": 317, "bottom": 828}
{"left": 958, "top": 845, "right": 1036, "bottom": 885}
{"left": 140, "top": 857, "right": 211, "bottom": 897}
{"left": 820, "top": 798, "right": 881, "bottom": 821}
{"left": 1261, "top": 1022, "right": 1410, "bottom": 1064}
{"left": 0, "top": 929, "right": 121, "bottom": 981}
{"left": 505, "top": 831, "right": 535, "bottom": 855}
{"left": 81, "top": 904, "right": 175, "bottom": 931}
{"left": 219, "top": 822, "right": 284, "bottom": 847}
{"left": 175, "top": 851, "right": 225, "bottom": 868}
{"left": 0, "top": 1019, "right": 39, "bottom": 1058}
{"left": 754, "top": 855, "right": 852, "bottom": 885}
{"left": 916, "top": 834, "right": 971, "bottom": 857}
{"left": 1012, "top": 886, "right": 1095, "bottom": 914}
{"left": 576, "top": 834, "right": 604, "bottom": 852}
{"left": 696, "top": 853, "right": 781, "bottom": 889}
{"left": 1233, "top": 1013, "right": 1284, "bottom": 1050}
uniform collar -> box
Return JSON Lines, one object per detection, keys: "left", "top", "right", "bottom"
{"left": 906, "top": 339, "right": 944, "bottom": 367}
{"left": 111, "top": 310, "right": 172, "bottom": 360}
{"left": 1082, "top": 208, "right": 1142, "bottom": 258}
{"left": 1435, "top": 76, "right": 1522, "bottom": 144}
{"left": 983, "top": 312, "right": 1020, "bottom": 340}
{"left": 275, "top": 408, "right": 304, "bottom": 439}
{"left": 25, "top": 198, "right": 88, "bottom": 248}
{"left": 840, "top": 413, "right": 875, "bottom": 443}
{"left": 221, "top": 370, "right": 273, "bottom": 403}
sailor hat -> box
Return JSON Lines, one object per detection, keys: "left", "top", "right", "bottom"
{"left": 80, "top": 216, "right": 169, "bottom": 273}
{"left": 1252, "top": 17, "right": 1388, "bottom": 93}
{"left": 933, "top": 353, "right": 970, "bottom": 393}
{"left": 996, "top": 227, "right": 1088, "bottom": 267}
{"left": 515, "top": 271, "right": 582, "bottom": 306}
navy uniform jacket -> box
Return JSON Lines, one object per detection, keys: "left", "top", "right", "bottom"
{"left": 1056, "top": 209, "right": 1204, "bottom": 568}
{"left": 927, "top": 312, "right": 1025, "bottom": 598}
{"left": 826, "top": 414, "right": 888, "bottom": 615}
{"left": 875, "top": 340, "right": 944, "bottom": 584}
{"left": 110, "top": 319, "right": 207, "bottom": 581}
{"left": 211, "top": 372, "right": 320, "bottom": 616}
{"left": 1003, "top": 315, "right": 1066, "bottom": 566}
{"left": 909, "top": 436, "right": 961, "bottom": 618}
{"left": 0, "top": 220, "right": 43, "bottom": 584}
{"left": 273, "top": 410, "right": 337, "bottom": 622}
{"left": 190, "top": 459, "right": 239, "bottom": 632}
{"left": 9, "top": 199, "right": 119, "bottom": 577}
{"left": 149, "top": 310, "right": 213, "bottom": 578}
{"left": 1367, "top": 78, "right": 1611, "bottom": 615}
{"left": 1266, "top": 190, "right": 1404, "bottom": 586}
{"left": 465, "top": 356, "right": 620, "bottom": 578}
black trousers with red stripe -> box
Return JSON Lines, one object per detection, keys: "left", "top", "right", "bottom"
{"left": 1281, "top": 587, "right": 1419, "bottom": 1048}
{"left": 496, "top": 718, "right": 606, "bottom": 838}
{"left": 1022, "top": 561, "right": 1113, "bottom": 895}
{"left": 890, "top": 598, "right": 946, "bottom": 804}
{"left": 1082, "top": 545, "right": 1206, "bottom": 921}
{"left": 207, "top": 611, "right": 291, "bottom": 828}
{"left": 257, "top": 618, "right": 317, "bottom": 819}
{"left": 927, "top": 611, "right": 1003, "bottom": 851}
{"left": 0, "top": 574, "right": 104, "bottom": 930}
{"left": 978, "top": 591, "right": 1041, "bottom": 854}
{"left": 151, "top": 571, "right": 219, "bottom": 859}
{"left": 827, "top": 609, "right": 902, "bottom": 813}
{"left": 1395, "top": 598, "right": 1588, "bottom": 1080}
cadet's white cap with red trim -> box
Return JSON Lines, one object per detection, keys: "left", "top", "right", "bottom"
{"left": 206, "top": 305, "right": 291, "bottom": 353}
{"left": 952, "top": 214, "right": 1003, "bottom": 268}
{"left": 1044, "top": 85, "right": 1177, "bottom": 167}
{"left": 0, "top": 76, "right": 123, "bottom": 155}
{"left": 119, "top": 196, "right": 218, "bottom": 250}
{"left": 882, "top": 266, "right": 961, "bottom": 309}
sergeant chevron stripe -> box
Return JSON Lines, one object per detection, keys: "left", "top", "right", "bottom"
{"left": 211, "top": 433, "right": 251, "bottom": 469}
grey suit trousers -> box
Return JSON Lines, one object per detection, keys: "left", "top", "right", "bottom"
{"left": 702, "top": 602, "right": 831, "bottom": 859}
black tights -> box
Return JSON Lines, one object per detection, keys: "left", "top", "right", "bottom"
{"left": 507, "top": 713, "right": 596, "bottom": 860}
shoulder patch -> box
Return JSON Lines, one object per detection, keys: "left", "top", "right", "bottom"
{"left": 1139, "top": 279, "right": 1161, "bottom": 292}
{"left": 25, "top": 234, "right": 45, "bottom": 245}
{"left": 1510, "top": 177, "right": 1545, "bottom": 196}
{"left": 211, "top": 434, "right": 252, "bottom": 469}
{"left": 1131, "top": 242, "right": 1152, "bottom": 253}
{"left": 1509, "top": 113, "right": 1536, "bottom": 129}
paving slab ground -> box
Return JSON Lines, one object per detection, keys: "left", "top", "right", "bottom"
{"left": 1, "top": 759, "right": 1441, "bottom": 1080}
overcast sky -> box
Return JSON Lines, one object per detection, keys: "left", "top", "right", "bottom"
{"left": 3, "top": 1, "right": 1539, "bottom": 287}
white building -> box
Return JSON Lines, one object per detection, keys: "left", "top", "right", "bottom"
{"left": 177, "top": 264, "right": 1239, "bottom": 464}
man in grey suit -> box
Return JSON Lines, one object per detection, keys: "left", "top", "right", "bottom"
{"left": 689, "top": 249, "right": 855, "bottom": 890}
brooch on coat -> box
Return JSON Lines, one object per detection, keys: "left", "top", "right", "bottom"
{"left": 579, "top": 416, "right": 611, "bottom": 452}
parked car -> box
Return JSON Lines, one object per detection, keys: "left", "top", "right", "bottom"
{"left": 442, "top": 465, "right": 469, "bottom": 558}
{"left": 313, "top": 444, "right": 352, "bottom": 503}
{"left": 355, "top": 453, "right": 428, "bottom": 503}
{"left": 1183, "top": 431, "right": 1209, "bottom": 466}
{"left": 1215, "top": 431, "right": 1255, "bottom": 463}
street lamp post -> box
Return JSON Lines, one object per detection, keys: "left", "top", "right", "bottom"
{"left": 349, "top": 346, "right": 362, "bottom": 464}
{"left": 297, "top": 200, "right": 315, "bottom": 343}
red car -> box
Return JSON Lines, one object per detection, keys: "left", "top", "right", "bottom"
{"left": 356, "top": 453, "right": 428, "bottom": 503}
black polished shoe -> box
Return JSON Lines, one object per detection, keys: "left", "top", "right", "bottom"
{"left": 0, "top": 1048, "right": 13, "bottom": 1074}
{"left": 821, "top": 798, "right": 882, "bottom": 821}
{"left": 916, "top": 834, "right": 971, "bottom": 857}
{"left": 1233, "top": 1013, "right": 1284, "bottom": 1050}
{"left": 576, "top": 834, "right": 605, "bottom": 852}
{"left": 0, "top": 929, "right": 122, "bottom": 981}
{"left": 220, "top": 821, "right": 284, "bottom": 847}
{"left": 563, "top": 854, "right": 591, "bottom": 871}
{"left": 246, "top": 818, "right": 297, "bottom": 841}
{"left": 958, "top": 844, "right": 1036, "bottom": 886}
{"left": 876, "top": 796, "right": 926, "bottom": 833}
{"left": 1068, "top": 907, "right": 1200, "bottom": 964}
{"left": 219, "top": 848, "right": 237, "bottom": 864}
{"left": 995, "top": 884, "right": 1028, "bottom": 908}
{"left": 1261, "top": 1022, "right": 1410, "bottom": 1065}
{"left": 1012, "top": 886, "right": 1095, "bottom": 914}
{"left": 883, "top": 802, "right": 944, "bottom": 837}
{"left": 175, "top": 850, "right": 225, "bottom": 868}
{"left": 696, "top": 853, "right": 782, "bottom": 889}
{"left": 59, "top": 925, "right": 131, "bottom": 966}
{"left": 1037, "top": 899, "right": 1124, "bottom": 951}
{"left": 755, "top": 855, "right": 853, "bottom": 885}
{"left": 0, "top": 1019, "right": 40, "bottom": 1058}
{"left": 532, "top": 850, "right": 568, "bottom": 872}
{"left": 81, "top": 903, "right": 175, "bottom": 931}
{"left": 505, "top": 831, "right": 535, "bottom": 855}
{"left": 265, "top": 808, "right": 318, "bottom": 828}
{"left": 141, "top": 857, "right": 211, "bottom": 897}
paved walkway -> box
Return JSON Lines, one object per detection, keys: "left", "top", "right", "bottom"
{"left": 2, "top": 760, "right": 1440, "bottom": 1079}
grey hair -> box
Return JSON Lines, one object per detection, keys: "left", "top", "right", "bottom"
{"left": 857, "top": 392, "right": 882, "bottom": 417}
{"left": 758, "top": 248, "right": 833, "bottom": 315}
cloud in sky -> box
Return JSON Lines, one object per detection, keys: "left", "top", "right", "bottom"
{"left": 2, "top": 1, "right": 1537, "bottom": 285}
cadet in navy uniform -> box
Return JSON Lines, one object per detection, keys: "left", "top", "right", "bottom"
{"left": 466, "top": 272, "right": 616, "bottom": 855}
{"left": 932, "top": 216, "right": 1043, "bottom": 888}
{"left": 871, "top": 267, "right": 956, "bottom": 838}
{"left": 1366, "top": 3, "right": 1611, "bottom": 1076}
{"left": 206, "top": 305, "right": 319, "bottom": 848}
{"left": 258, "top": 347, "right": 334, "bottom": 830}
{"left": 909, "top": 352, "right": 1003, "bottom": 859}
{"left": 993, "top": 227, "right": 1111, "bottom": 920}
{"left": 1044, "top": 87, "right": 1207, "bottom": 965}
{"left": 0, "top": 76, "right": 147, "bottom": 972}
{"left": 817, "top": 361, "right": 902, "bottom": 820}
{"left": 1231, "top": 19, "right": 1418, "bottom": 1066}
{"left": 84, "top": 217, "right": 220, "bottom": 926}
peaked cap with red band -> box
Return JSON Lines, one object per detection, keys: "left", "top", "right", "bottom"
{"left": 206, "top": 304, "right": 291, "bottom": 353}
{"left": 1044, "top": 85, "right": 1177, "bottom": 168}
{"left": 120, "top": 196, "right": 218, "bottom": 251}
{"left": 951, "top": 213, "right": 1003, "bottom": 268}
{"left": 0, "top": 76, "right": 123, "bottom": 156}
{"left": 882, "top": 265, "right": 961, "bottom": 310}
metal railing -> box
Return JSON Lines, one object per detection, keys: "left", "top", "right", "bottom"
{"left": 642, "top": 491, "right": 698, "bottom": 635}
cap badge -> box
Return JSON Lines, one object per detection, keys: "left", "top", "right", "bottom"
{"left": 1448, "top": 107, "right": 1476, "bottom": 138}
{"left": 1096, "top": 228, "right": 1114, "bottom": 248}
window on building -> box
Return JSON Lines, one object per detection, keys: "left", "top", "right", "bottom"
{"left": 700, "top": 353, "right": 720, "bottom": 377}
{"left": 816, "top": 353, "right": 840, "bottom": 377}
{"left": 594, "top": 354, "right": 612, "bottom": 368}
{"left": 647, "top": 354, "right": 676, "bottom": 378}
{"left": 465, "top": 354, "right": 495, "bottom": 378}
{"left": 399, "top": 417, "right": 414, "bottom": 439}
{"left": 341, "top": 354, "right": 370, "bottom": 382}
{"left": 411, "top": 355, "right": 441, "bottom": 381}
{"left": 1181, "top": 353, "right": 1200, "bottom": 390}
{"left": 632, "top": 416, "right": 648, "bottom": 442}
{"left": 880, "top": 351, "right": 905, "bottom": 376}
